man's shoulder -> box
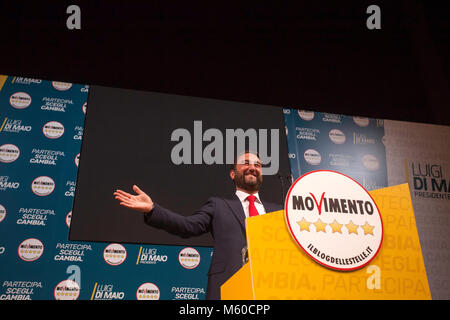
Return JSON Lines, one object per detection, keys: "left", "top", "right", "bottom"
{"left": 262, "top": 200, "right": 283, "bottom": 213}
{"left": 205, "top": 195, "right": 239, "bottom": 205}
{"left": 207, "top": 195, "right": 282, "bottom": 211}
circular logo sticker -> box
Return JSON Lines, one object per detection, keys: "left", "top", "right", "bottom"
{"left": 328, "top": 129, "right": 346, "bottom": 145}
{"left": 31, "top": 176, "right": 55, "bottom": 196}
{"left": 54, "top": 280, "right": 80, "bottom": 300}
{"left": 66, "top": 211, "right": 72, "bottom": 228}
{"left": 178, "top": 247, "right": 201, "bottom": 269}
{"left": 9, "top": 92, "right": 32, "bottom": 109}
{"left": 52, "top": 81, "right": 72, "bottom": 91}
{"left": 284, "top": 170, "right": 383, "bottom": 271}
{"left": 304, "top": 149, "right": 321, "bottom": 166}
{"left": 298, "top": 110, "right": 315, "bottom": 121}
{"left": 353, "top": 116, "right": 370, "bottom": 127}
{"left": 362, "top": 154, "right": 380, "bottom": 171}
{"left": 103, "top": 243, "right": 127, "bottom": 266}
{"left": 75, "top": 153, "right": 80, "bottom": 167}
{"left": 0, "top": 144, "right": 20, "bottom": 163}
{"left": 0, "top": 204, "right": 6, "bottom": 223}
{"left": 18, "top": 238, "right": 44, "bottom": 262}
{"left": 136, "top": 283, "right": 160, "bottom": 300}
{"left": 42, "top": 121, "right": 64, "bottom": 139}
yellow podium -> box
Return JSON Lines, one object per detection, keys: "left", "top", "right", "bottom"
{"left": 221, "top": 184, "right": 431, "bottom": 300}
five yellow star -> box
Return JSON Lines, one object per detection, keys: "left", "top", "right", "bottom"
{"left": 313, "top": 218, "right": 327, "bottom": 233}
{"left": 329, "top": 219, "right": 343, "bottom": 233}
{"left": 345, "top": 220, "right": 359, "bottom": 235}
{"left": 297, "top": 217, "right": 311, "bottom": 232}
{"left": 361, "top": 221, "right": 375, "bottom": 235}
{"left": 295, "top": 217, "right": 376, "bottom": 236}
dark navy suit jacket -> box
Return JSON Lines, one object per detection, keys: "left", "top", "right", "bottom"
{"left": 143, "top": 195, "right": 282, "bottom": 300}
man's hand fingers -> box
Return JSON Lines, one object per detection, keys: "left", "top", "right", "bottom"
{"left": 118, "top": 195, "right": 135, "bottom": 205}
{"left": 114, "top": 189, "right": 133, "bottom": 198}
{"left": 133, "top": 185, "right": 144, "bottom": 195}
{"left": 115, "top": 186, "right": 152, "bottom": 213}
{"left": 119, "top": 201, "right": 134, "bottom": 209}
{"left": 115, "top": 195, "right": 127, "bottom": 203}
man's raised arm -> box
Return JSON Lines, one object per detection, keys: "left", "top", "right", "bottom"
{"left": 113, "top": 185, "right": 213, "bottom": 237}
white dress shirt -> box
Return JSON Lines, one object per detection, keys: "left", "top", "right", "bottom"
{"left": 235, "top": 190, "right": 267, "bottom": 218}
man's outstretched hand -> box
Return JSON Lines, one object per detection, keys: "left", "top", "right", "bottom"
{"left": 114, "top": 185, "right": 154, "bottom": 213}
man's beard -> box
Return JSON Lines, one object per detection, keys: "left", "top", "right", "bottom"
{"left": 233, "top": 170, "right": 263, "bottom": 192}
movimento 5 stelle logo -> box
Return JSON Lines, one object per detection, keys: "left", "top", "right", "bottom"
{"left": 284, "top": 170, "right": 383, "bottom": 271}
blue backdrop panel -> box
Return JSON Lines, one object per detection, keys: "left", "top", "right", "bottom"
{"left": 283, "top": 108, "right": 388, "bottom": 190}
{"left": 0, "top": 75, "right": 212, "bottom": 300}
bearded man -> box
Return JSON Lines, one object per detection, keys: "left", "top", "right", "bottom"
{"left": 113, "top": 151, "right": 281, "bottom": 300}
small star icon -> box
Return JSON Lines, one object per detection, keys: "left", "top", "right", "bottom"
{"left": 297, "top": 217, "right": 311, "bottom": 232}
{"left": 329, "top": 219, "right": 343, "bottom": 233}
{"left": 361, "top": 221, "right": 375, "bottom": 235}
{"left": 313, "top": 218, "right": 327, "bottom": 233}
{"left": 345, "top": 220, "right": 359, "bottom": 235}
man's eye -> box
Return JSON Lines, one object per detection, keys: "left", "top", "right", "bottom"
{"left": 240, "top": 161, "right": 261, "bottom": 167}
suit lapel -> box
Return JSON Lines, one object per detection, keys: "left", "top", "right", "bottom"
{"left": 261, "top": 200, "right": 282, "bottom": 214}
{"left": 224, "top": 195, "right": 246, "bottom": 232}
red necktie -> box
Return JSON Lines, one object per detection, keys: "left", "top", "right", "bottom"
{"left": 247, "top": 195, "right": 259, "bottom": 217}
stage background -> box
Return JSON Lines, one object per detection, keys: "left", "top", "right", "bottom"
{"left": 70, "top": 85, "right": 291, "bottom": 246}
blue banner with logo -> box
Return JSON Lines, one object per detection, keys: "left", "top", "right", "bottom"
{"left": 0, "top": 75, "right": 212, "bottom": 300}
{"left": 283, "top": 108, "right": 388, "bottom": 191}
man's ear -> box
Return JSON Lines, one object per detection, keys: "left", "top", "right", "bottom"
{"left": 229, "top": 169, "right": 235, "bottom": 181}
